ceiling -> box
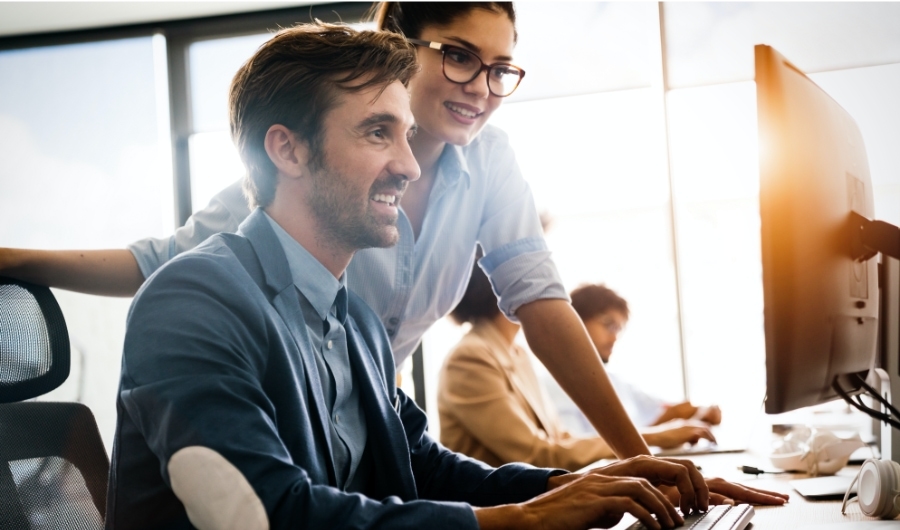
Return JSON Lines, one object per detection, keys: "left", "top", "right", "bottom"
{"left": 0, "top": 1, "right": 320, "bottom": 38}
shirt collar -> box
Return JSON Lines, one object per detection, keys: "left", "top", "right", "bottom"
{"left": 438, "top": 142, "right": 472, "bottom": 190}
{"left": 263, "top": 211, "right": 347, "bottom": 322}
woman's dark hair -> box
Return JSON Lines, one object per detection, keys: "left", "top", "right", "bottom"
{"left": 372, "top": 2, "right": 517, "bottom": 41}
{"left": 569, "top": 284, "right": 630, "bottom": 323}
{"left": 449, "top": 249, "right": 501, "bottom": 325}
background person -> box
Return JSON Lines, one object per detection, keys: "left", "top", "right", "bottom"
{"left": 570, "top": 283, "right": 722, "bottom": 428}
{"left": 0, "top": 2, "right": 653, "bottom": 459}
{"left": 438, "top": 259, "right": 718, "bottom": 472}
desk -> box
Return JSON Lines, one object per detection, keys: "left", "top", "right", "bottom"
{"left": 606, "top": 450, "right": 886, "bottom": 529}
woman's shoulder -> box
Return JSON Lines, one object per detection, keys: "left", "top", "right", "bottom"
{"left": 466, "top": 123, "right": 511, "bottom": 150}
{"left": 459, "top": 124, "right": 517, "bottom": 179}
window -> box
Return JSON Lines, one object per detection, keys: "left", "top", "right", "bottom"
{"left": 0, "top": 36, "right": 171, "bottom": 448}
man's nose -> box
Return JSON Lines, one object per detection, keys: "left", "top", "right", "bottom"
{"left": 390, "top": 139, "right": 420, "bottom": 182}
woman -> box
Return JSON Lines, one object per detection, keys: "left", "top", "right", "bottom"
{"left": 439, "top": 258, "right": 718, "bottom": 471}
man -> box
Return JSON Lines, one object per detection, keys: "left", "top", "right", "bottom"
{"left": 570, "top": 284, "right": 722, "bottom": 427}
{"left": 107, "top": 23, "right": 784, "bottom": 530}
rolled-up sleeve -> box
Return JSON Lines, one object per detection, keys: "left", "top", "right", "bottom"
{"left": 128, "top": 179, "right": 250, "bottom": 278}
{"left": 474, "top": 130, "right": 568, "bottom": 321}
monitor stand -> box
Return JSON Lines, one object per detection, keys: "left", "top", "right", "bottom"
{"left": 873, "top": 254, "right": 900, "bottom": 464}
{"left": 872, "top": 368, "right": 893, "bottom": 462}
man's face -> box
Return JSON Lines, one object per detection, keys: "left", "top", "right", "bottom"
{"left": 584, "top": 310, "right": 628, "bottom": 363}
{"left": 306, "top": 81, "right": 419, "bottom": 251}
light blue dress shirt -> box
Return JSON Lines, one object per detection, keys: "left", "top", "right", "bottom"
{"left": 129, "top": 124, "right": 568, "bottom": 366}
{"left": 264, "top": 212, "right": 368, "bottom": 491}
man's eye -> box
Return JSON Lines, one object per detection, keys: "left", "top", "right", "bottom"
{"left": 370, "top": 128, "right": 386, "bottom": 139}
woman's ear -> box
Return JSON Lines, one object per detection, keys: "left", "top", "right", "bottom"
{"left": 264, "top": 124, "right": 309, "bottom": 179}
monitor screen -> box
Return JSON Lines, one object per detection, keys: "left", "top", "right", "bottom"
{"left": 757, "top": 44, "right": 880, "bottom": 414}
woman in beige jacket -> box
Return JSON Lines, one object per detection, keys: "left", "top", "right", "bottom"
{"left": 438, "top": 261, "right": 717, "bottom": 471}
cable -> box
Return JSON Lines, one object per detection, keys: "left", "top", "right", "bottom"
{"left": 853, "top": 373, "right": 900, "bottom": 419}
{"left": 737, "top": 466, "right": 800, "bottom": 476}
{"left": 832, "top": 377, "right": 900, "bottom": 431}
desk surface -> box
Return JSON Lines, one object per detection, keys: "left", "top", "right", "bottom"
{"left": 606, "top": 450, "right": 886, "bottom": 529}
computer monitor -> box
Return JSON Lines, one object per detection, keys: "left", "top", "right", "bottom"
{"left": 756, "top": 45, "right": 900, "bottom": 419}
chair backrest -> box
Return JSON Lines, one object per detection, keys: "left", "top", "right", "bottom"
{"left": 0, "top": 402, "right": 109, "bottom": 528}
{"left": 0, "top": 277, "right": 70, "bottom": 403}
{"left": 0, "top": 277, "right": 109, "bottom": 528}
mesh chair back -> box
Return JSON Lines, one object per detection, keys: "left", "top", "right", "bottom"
{"left": 0, "top": 402, "right": 109, "bottom": 529}
{"left": 0, "top": 278, "right": 70, "bottom": 403}
{"left": 0, "top": 277, "right": 108, "bottom": 528}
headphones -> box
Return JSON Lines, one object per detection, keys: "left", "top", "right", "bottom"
{"left": 842, "top": 458, "right": 900, "bottom": 519}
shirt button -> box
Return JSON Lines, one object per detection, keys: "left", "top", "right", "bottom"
{"left": 326, "top": 340, "right": 333, "bottom": 350}
{"left": 334, "top": 414, "right": 340, "bottom": 424}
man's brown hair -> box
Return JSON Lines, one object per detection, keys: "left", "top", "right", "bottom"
{"left": 229, "top": 22, "right": 418, "bottom": 208}
{"left": 569, "top": 283, "right": 630, "bottom": 323}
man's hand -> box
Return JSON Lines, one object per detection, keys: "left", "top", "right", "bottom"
{"left": 642, "top": 420, "right": 716, "bottom": 449}
{"left": 476, "top": 473, "right": 683, "bottom": 530}
{"left": 587, "top": 455, "right": 708, "bottom": 515}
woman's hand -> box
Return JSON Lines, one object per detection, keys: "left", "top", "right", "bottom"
{"left": 703, "top": 477, "right": 789, "bottom": 506}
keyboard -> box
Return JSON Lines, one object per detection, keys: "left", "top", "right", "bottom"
{"left": 625, "top": 503, "right": 754, "bottom": 530}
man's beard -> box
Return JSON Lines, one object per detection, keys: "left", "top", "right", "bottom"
{"left": 307, "top": 157, "right": 404, "bottom": 252}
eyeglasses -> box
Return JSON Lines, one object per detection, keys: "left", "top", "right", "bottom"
{"left": 598, "top": 318, "right": 625, "bottom": 335}
{"left": 408, "top": 38, "right": 526, "bottom": 98}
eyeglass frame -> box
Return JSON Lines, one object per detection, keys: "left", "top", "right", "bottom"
{"left": 597, "top": 316, "right": 625, "bottom": 335}
{"left": 407, "top": 38, "right": 526, "bottom": 98}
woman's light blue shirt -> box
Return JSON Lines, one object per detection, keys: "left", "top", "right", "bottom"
{"left": 129, "top": 125, "right": 567, "bottom": 366}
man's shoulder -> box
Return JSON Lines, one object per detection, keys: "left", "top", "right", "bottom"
{"left": 138, "top": 232, "right": 258, "bottom": 301}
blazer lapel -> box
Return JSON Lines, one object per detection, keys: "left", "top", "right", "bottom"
{"left": 344, "top": 320, "right": 417, "bottom": 499}
{"left": 238, "top": 209, "right": 338, "bottom": 485}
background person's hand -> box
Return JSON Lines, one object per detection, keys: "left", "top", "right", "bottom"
{"left": 643, "top": 419, "right": 716, "bottom": 448}
{"left": 692, "top": 405, "right": 722, "bottom": 425}
{"left": 587, "top": 455, "right": 708, "bottom": 515}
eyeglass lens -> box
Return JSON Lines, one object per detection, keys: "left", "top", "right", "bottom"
{"left": 601, "top": 319, "right": 623, "bottom": 335}
{"left": 442, "top": 47, "right": 523, "bottom": 97}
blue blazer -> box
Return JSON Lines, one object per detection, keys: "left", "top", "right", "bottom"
{"left": 107, "top": 209, "right": 560, "bottom": 529}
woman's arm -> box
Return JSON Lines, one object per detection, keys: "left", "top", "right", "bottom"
{"left": 517, "top": 298, "right": 652, "bottom": 459}
{"left": 0, "top": 247, "right": 144, "bottom": 296}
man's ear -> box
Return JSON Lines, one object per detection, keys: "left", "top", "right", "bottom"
{"left": 264, "top": 124, "right": 310, "bottom": 179}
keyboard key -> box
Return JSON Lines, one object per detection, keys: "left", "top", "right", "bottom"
{"left": 624, "top": 504, "right": 754, "bottom": 530}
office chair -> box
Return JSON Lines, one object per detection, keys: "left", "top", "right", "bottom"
{"left": 0, "top": 277, "right": 109, "bottom": 529}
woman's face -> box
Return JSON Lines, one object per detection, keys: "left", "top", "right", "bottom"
{"left": 408, "top": 8, "right": 517, "bottom": 147}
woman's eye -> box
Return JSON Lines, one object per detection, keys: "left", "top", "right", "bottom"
{"left": 446, "top": 49, "right": 473, "bottom": 66}
{"left": 491, "top": 65, "right": 517, "bottom": 80}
